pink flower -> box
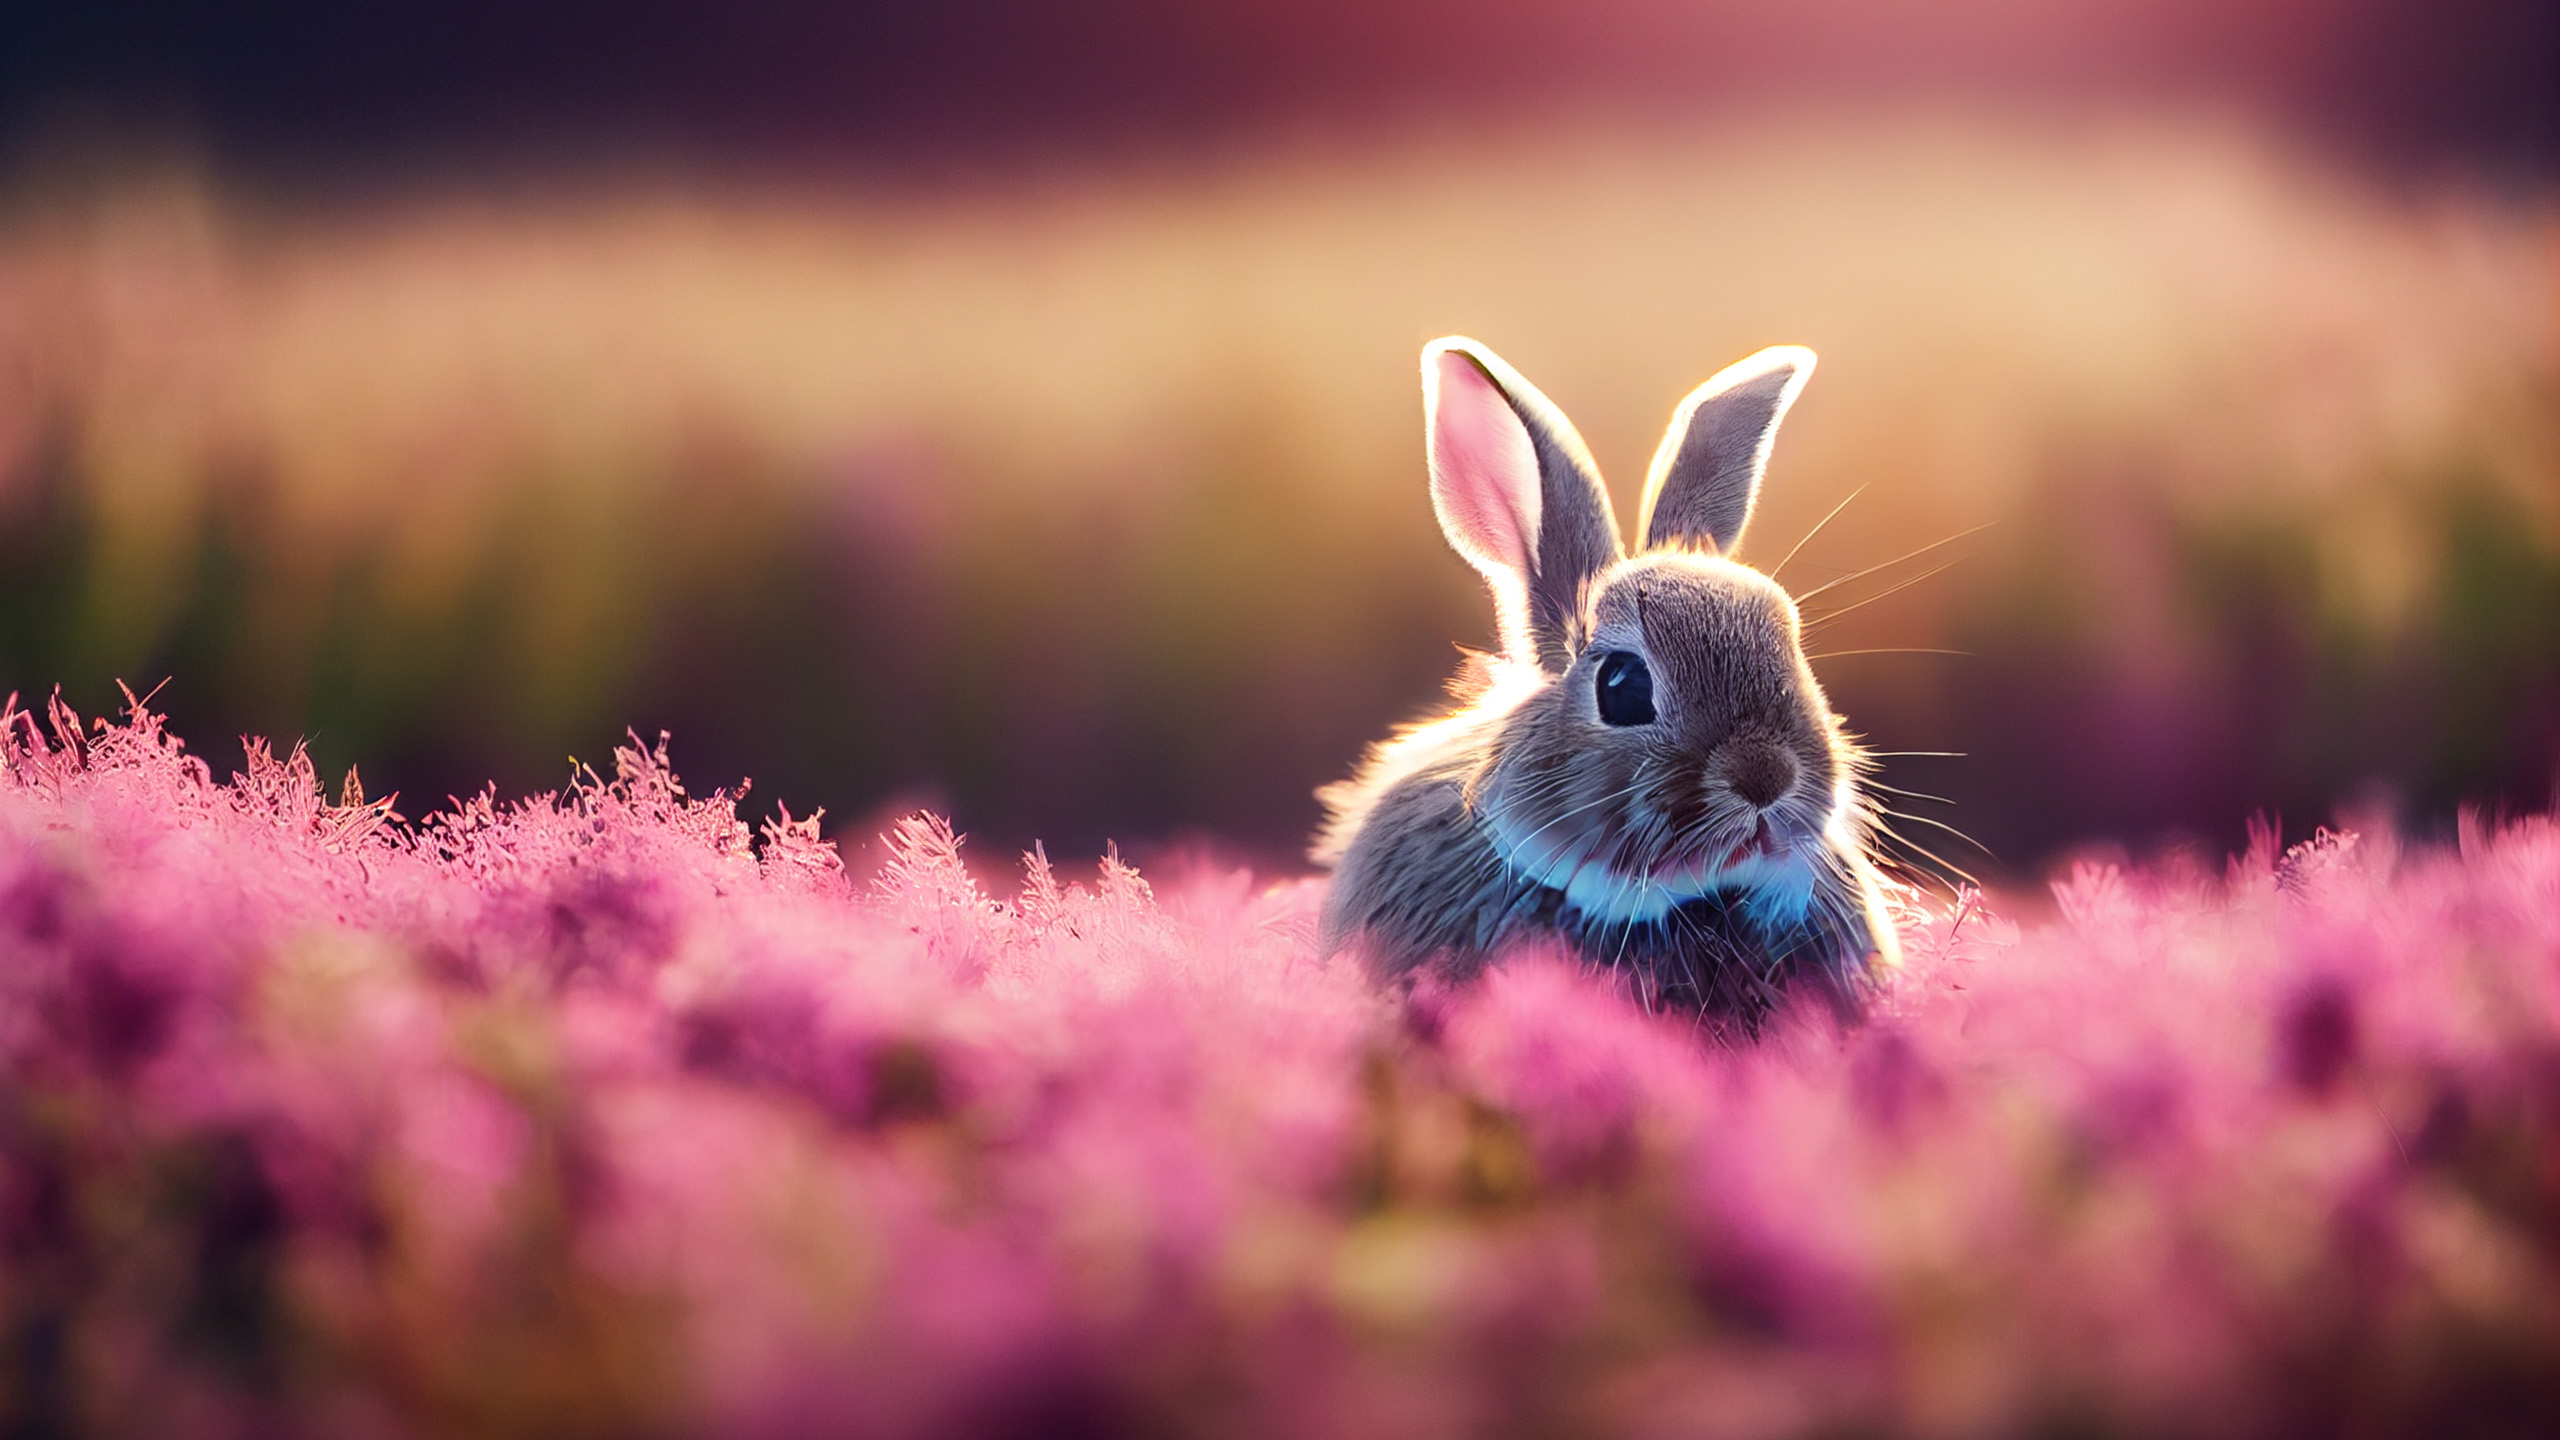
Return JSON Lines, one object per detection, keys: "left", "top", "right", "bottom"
{"left": 3, "top": 692, "right": 2557, "bottom": 1437}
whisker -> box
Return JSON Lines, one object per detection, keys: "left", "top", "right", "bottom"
{"left": 1867, "top": 821, "right": 1983, "bottom": 890}
{"left": 1877, "top": 806, "right": 1996, "bottom": 859}
{"left": 1866, "top": 781, "right": 1958, "bottom": 806}
{"left": 1805, "top": 647, "right": 1975, "bottom": 660}
{"left": 1802, "top": 558, "right": 1968, "bottom": 630}
{"left": 1791, "top": 522, "right": 1995, "bottom": 607}
{"left": 1503, "top": 777, "right": 1648, "bottom": 856}
{"left": 1867, "top": 814, "right": 1990, "bottom": 891}
{"left": 1608, "top": 877, "right": 1641, "bottom": 976}
{"left": 1763, "top": 484, "right": 1868, "bottom": 582}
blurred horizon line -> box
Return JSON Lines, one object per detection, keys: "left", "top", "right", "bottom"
{"left": 6, "top": 97, "right": 2550, "bottom": 235}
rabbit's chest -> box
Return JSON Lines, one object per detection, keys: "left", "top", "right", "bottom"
{"left": 1515, "top": 889, "right": 1862, "bottom": 1017}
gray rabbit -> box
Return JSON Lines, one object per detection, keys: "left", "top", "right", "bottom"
{"left": 1314, "top": 338, "right": 1900, "bottom": 1023}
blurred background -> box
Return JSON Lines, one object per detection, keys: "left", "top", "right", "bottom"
{"left": 0, "top": 1, "right": 2553, "bottom": 884}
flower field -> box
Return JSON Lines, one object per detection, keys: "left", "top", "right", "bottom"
{"left": 2, "top": 693, "right": 2555, "bottom": 1437}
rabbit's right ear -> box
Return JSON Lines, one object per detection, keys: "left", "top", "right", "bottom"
{"left": 1423, "top": 339, "right": 1622, "bottom": 668}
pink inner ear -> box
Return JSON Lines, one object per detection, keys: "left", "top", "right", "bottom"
{"left": 1428, "top": 350, "right": 1541, "bottom": 578}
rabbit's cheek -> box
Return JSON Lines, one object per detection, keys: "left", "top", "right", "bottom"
{"left": 1653, "top": 762, "right": 1728, "bottom": 834}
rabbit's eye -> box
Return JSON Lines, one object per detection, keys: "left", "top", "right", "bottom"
{"left": 1595, "top": 651, "right": 1655, "bottom": 726}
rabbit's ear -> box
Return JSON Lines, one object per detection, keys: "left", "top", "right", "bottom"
{"left": 1637, "top": 346, "right": 1815, "bottom": 558}
{"left": 1423, "top": 338, "right": 1622, "bottom": 667}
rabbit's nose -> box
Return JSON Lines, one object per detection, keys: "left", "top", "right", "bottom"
{"left": 1719, "top": 740, "right": 1799, "bottom": 810}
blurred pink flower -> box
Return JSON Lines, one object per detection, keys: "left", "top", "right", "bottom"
{"left": 1, "top": 691, "right": 2555, "bottom": 1437}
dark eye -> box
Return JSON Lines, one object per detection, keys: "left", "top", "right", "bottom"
{"left": 1594, "top": 650, "right": 1655, "bottom": 726}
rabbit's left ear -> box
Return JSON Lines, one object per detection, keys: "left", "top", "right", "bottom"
{"left": 1637, "top": 346, "right": 1815, "bottom": 558}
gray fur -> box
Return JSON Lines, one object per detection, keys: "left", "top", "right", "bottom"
{"left": 1317, "top": 340, "right": 1896, "bottom": 1029}
{"left": 1435, "top": 340, "right": 1624, "bottom": 668}
{"left": 1637, "top": 346, "right": 1813, "bottom": 558}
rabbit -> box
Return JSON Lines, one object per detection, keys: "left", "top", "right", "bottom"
{"left": 1313, "top": 337, "right": 1902, "bottom": 1023}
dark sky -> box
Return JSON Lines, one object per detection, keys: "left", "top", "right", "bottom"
{"left": 4, "top": 0, "right": 2553, "bottom": 173}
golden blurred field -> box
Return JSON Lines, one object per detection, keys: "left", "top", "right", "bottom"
{"left": 2, "top": 111, "right": 2553, "bottom": 873}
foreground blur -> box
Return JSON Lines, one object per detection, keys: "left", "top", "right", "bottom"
{"left": 1, "top": 113, "right": 2553, "bottom": 877}
{"left": 3, "top": 699, "right": 2558, "bottom": 1435}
